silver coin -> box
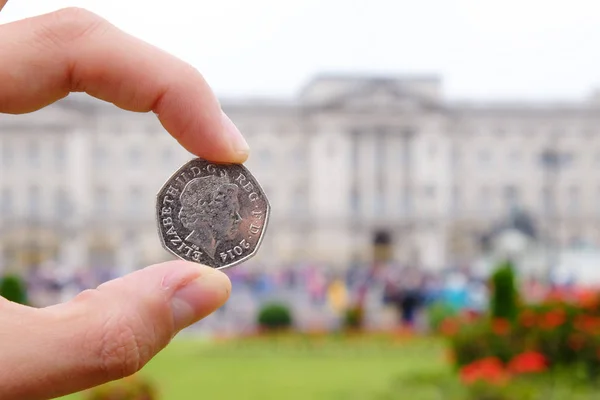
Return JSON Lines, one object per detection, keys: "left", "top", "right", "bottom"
{"left": 156, "top": 157, "right": 270, "bottom": 269}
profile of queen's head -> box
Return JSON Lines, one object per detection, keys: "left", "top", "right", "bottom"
{"left": 178, "top": 172, "right": 242, "bottom": 259}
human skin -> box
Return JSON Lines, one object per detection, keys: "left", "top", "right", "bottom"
{"left": 0, "top": 2, "right": 249, "bottom": 399}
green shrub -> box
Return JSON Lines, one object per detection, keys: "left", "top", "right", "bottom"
{"left": 0, "top": 274, "right": 28, "bottom": 305}
{"left": 257, "top": 303, "right": 293, "bottom": 331}
{"left": 343, "top": 305, "right": 364, "bottom": 330}
{"left": 85, "top": 375, "right": 158, "bottom": 400}
{"left": 450, "top": 318, "right": 525, "bottom": 367}
{"left": 490, "top": 261, "right": 518, "bottom": 322}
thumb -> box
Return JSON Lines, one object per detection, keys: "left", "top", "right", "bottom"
{"left": 0, "top": 261, "right": 230, "bottom": 400}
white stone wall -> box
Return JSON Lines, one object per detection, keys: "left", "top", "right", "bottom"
{"left": 1, "top": 77, "right": 600, "bottom": 274}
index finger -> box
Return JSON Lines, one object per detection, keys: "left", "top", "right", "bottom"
{"left": 0, "top": 7, "right": 249, "bottom": 163}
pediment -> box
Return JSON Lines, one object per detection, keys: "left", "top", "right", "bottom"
{"left": 320, "top": 81, "right": 440, "bottom": 113}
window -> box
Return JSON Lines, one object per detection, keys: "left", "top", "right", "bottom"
{"left": 374, "top": 192, "right": 385, "bottom": 216}
{"left": 551, "top": 128, "right": 564, "bottom": 139}
{"left": 508, "top": 150, "right": 521, "bottom": 164}
{"left": 27, "top": 140, "right": 40, "bottom": 168}
{"left": 562, "top": 152, "right": 575, "bottom": 166}
{"left": 93, "top": 145, "right": 108, "bottom": 167}
{"left": 128, "top": 186, "right": 142, "bottom": 214}
{"left": 401, "top": 127, "right": 415, "bottom": 138}
{"left": 504, "top": 185, "right": 519, "bottom": 211}
{"left": 350, "top": 187, "right": 360, "bottom": 213}
{"left": 451, "top": 148, "right": 461, "bottom": 167}
{"left": 525, "top": 127, "right": 536, "bottom": 137}
{"left": 568, "top": 186, "right": 579, "bottom": 214}
{"left": 1, "top": 141, "right": 12, "bottom": 168}
{"left": 540, "top": 149, "right": 561, "bottom": 169}
{"left": 162, "top": 147, "right": 175, "bottom": 165}
{"left": 94, "top": 187, "right": 109, "bottom": 214}
{"left": 350, "top": 130, "right": 360, "bottom": 168}
{"left": 1, "top": 188, "right": 12, "bottom": 215}
{"left": 399, "top": 130, "right": 413, "bottom": 168}
{"left": 541, "top": 186, "right": 552, "bottom": 215}
{"left": 480, "top": 186, "right": 491, "bottom": 212}
{"left": 258, "top": 148, "right": 272, "bottom": 164}
{"left": 400, "top": 192, "right": 412, "bottom": 215}
{"left": 478, "top": 149, "right": 491, "bottom": 165}
{"left": 54, "top": 188, "right": 70, "bottom": 218}
{"left": 292, "top": 186, "right": 307, "bottom": 212}
{"left": 451, "top": 186, "right": 461, "bottom": 214}
{"left": 326, "top": 141, "right": 336, "bottom": 159}
{"left": 423, "top": 185, "right": 436, "bottom": 200}
{"left": 55, "top": 140, "right": 66, "bottom": 171}
{"left": 374, "top": 129, "right": 388, "bottom": 217}
{"left": 128, "top": 146, "right": 142, "bottom": 167}
{"left": 397, "top": 147, "right": 404, "bottom": 165}
{"left": 375, "top": 131, "right": 386, "bottom": 194}
{"left": 428, "top": 143, "right": 437, "bottom": 158}
{"left": 293, "top": 148, "right": 306, "bottom": 168}
{"left": 27, "top": 186, "right": 40, "bottom": 218}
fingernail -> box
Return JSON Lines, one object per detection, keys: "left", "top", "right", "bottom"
{"left": 221, "top": 111, "right": 250, "bottom": 157}
{"left": 170, "top": 268, "right": 230, "bottom": 331}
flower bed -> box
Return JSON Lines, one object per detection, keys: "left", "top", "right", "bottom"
{"left": 433, "top": 260, "right": 600, "bottom": 398}
{"left": 445, "top": 296, "right": 600, "bottom": 370}
{"left": 438, "top": 289, "right": 600, "bottom": 398}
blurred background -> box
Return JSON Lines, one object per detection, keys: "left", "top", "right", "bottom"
{"left": 3, "top": 1, "right": 600, "bottom": 399}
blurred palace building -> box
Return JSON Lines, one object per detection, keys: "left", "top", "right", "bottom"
{"left": 1, "top": 74, "right": 600, "bottom": 275}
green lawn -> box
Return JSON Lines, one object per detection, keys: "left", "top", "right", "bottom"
{"left": 59, "top": 334, "right": 451, "bottom": 400}
{"left": 57, "top": 334, "right": 600, "bottom": 400}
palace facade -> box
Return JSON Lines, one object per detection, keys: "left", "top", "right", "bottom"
{"left": 1, "top": 74, "right": 600, "bottom": 274}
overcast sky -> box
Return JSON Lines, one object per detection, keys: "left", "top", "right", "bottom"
{"left": 2, "top": 0, "right": 600, "bottom": 102}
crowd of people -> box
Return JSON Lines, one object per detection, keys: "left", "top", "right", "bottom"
{"left": 18, "top": 257, "right": 588, "bottom": 335}
{"left": 221, "top": 261, "right": 492, "bottom": 330}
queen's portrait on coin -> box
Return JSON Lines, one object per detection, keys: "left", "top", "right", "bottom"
{"left": 178, "top": 173, "right": 242, "bottom": 259}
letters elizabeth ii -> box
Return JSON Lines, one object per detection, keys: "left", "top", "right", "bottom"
{"left": 156, "top": 158, "right": 270, "bottom": 269}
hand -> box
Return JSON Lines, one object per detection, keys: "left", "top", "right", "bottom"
{"left": 0, "top": 3, "right": 247, "bottom": 399}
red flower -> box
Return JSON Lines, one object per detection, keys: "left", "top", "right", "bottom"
{"left": 568, "top": 333, "right": 586, "bottom": 351}
{"left": 460, "top": 357, "right": 510, "bottom": 386}
{"left": 575, "top": 289, "right": 600, "bottom": 309}
{"left": 574, "top": 315, "right": 587, "bottom": 330}
{"left": 507, "top": 351, "right": 547, "bottom": 374}
{"left": 540, "top": 309, "right": 566, "bottom": 330}
{"left": 519, "top": 310, "right": 537, "bottom": 328}
{"left": 492, "top": 319, "right": 511, "bottom": 336}
{"left": 440, "top": 318, "right": 460, "bottom": 336}
{"left": 545, "top": 289, "right": 566, "bottom": 303}
{"left": 575, "top": 315, "right": 600, "bottom": 334}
